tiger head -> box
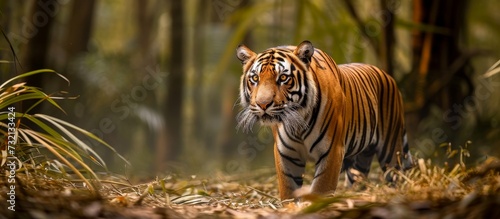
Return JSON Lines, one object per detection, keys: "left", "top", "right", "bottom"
{"left": 236, "top": 41, "right": 318, "bottom": 133}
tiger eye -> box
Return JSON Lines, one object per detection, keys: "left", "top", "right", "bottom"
{"left": 251, "top": 75, "right": 259, "bottom": 82}
{"left": 279, "top": 74, "right": 288, "bottom": 82}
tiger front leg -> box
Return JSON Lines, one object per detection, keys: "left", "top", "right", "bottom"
{"left": 310, "top": 140, "right": 344, "bottom": 196}
{"left": 273, "top": 142, "right": 306, "bottom": 200}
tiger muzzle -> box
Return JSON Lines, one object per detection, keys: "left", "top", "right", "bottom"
{"left": 255, "top": 87, "right": 275, "bottom": 112}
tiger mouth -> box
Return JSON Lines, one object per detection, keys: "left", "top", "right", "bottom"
{"left": 237, "top": 102, "right": 307, "bottom": 133}
{"left": 259, "top": 113, "right": 283, "bottom": 123}
{"left": 256, "top": 103, "right": 302, "bottom": 123}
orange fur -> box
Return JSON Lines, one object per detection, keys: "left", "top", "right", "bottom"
{"left": 236, "top": 41, "right": 412, "bottom": 200}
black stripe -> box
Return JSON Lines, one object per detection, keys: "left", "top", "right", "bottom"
{"left": 303, "top": 102, "right": 320, "bottom": 139}
{"left": 242, "top": 77, "right": 250, "bottom": 102}
{"left": 315, "top": 141, "right": 333, "bottom": 167}
{"left": 313, "top": 141, "right": 334, "bottom": 179}
{"left": 403, "top": 129, "right": 410, "bottom": 154}
{"left": 294, "top": 67, "right": 306, "bottom": 106}
{"left": 290, "top": 91, "right": 302, "bottom": 96}
{"left": 278, "top": 148, "right": 305, "bottom": 168}
{"left": 314, "top": 170, "right": 325, "bottom": 179}
{"left": 317, "top": 51, "right": 339, "bottom": 77}
{"left": 378, "top": 75, "right": 397, "bottom": 165}
{"left": 288, "top": 77, "right": 296, "bottom": 87}
{"left": 283, "top": 124, "right": 302, "bottom": 143}
{"left": 283, "top": 171, "right": 303, "bottom": 187}
{"left": 278, "top": 131, "right": 298, "bottom": 150}
{"left": 276, "top": 62, "right": 285, "bottom": 69}
{"left": 302, "top": 68, "right": 321, "bottom": 139}
{"left": 309, "top": 100, "right": 334, "bottom": 153}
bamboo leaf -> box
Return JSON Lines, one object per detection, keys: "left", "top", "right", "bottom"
{"left": 0, "top": 69, "right": 68, "bottom": 90}
{"left": 35, "top": 114, "right": 107, "bottom": 167}
{"left": 0, "top": 69, "right": 127, "bottom": 192}
{"left": 395, "top": 18, "right": 451, "bottom": 35}
{"left": 483, "top": 59, "right": 500, "bottom": 78}
{"left": 34, "top": 114, "right": 130, "bottom": 166}
{"left": 23, "top": 130, "right": 99, "bottom": 192}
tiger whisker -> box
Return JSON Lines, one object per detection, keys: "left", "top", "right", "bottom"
{"left": 236, "top": 108, "right": 258, "bottom": 133}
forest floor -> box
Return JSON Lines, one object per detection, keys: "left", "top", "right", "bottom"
{"left": 2, "top": 157, "right": 500, "bottom": 219}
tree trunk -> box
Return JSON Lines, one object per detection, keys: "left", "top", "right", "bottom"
{"left": 410, "top": 0, "right": 472, "bottom": 116}
{"left": 380, "top": 0, "right": 395, "bottom": 75}
{"left": 60, "top": 0, "right": 96, "bottom": 98}
{"left": 135, "top": 0, "right": 156, "bottom": 68}
{"left": 132, "top": 0, "right": 166, "bottom": 173}
{"left": 22, "top": 0, "right": 57, "bottom": 113}
{"left": 407, "top": 0, "right": 473, "bottom": 148}
{"left": 62, "top": 0, "right": 95, "bottom": 65}
{"left": 0, "top": 0, "right": 26, "bottom": 81}
{"left": 162, "top": 0, "right": 185, "bottom": 167}
{"left": 192, "top": 0, "right": 207, "bottom": 146}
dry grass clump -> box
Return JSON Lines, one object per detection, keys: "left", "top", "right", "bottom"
{"left": 94, "top": 150, "right": 500, "bottom": 218}
{"left": 2, "top": 143, "right": 500, "bottom": 218}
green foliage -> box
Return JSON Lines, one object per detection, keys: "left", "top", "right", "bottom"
{"left": 0, "top": 70, "right": 128, "bottom": 192}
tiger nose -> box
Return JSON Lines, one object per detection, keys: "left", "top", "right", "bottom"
{"left": 256, "top": 88, "right": 274, "bottom": 110}
{"left": 257, "top": 100, "right": 273, "bottom": 110}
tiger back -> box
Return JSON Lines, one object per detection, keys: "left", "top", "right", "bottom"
{"left": 236, "top": 40, "right": 413, "bottom": 200}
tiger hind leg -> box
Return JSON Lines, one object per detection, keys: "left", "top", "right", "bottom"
{"left": 377, "top": 131, "right": 413, "bottom": 183}
{"left": 343, "top": 145, "right": 377, "bottom": 187}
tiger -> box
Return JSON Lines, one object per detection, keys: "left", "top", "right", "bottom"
{"left": 236, "top": 40, "right": 413, "bottom": 200}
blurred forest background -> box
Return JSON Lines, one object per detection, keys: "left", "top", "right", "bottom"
{"left": 1, "top": 0, "right": 499, "bottom": 178}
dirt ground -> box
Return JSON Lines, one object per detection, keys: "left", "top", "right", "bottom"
{"left": 2, "top": 160, "right": 500, "bottom": 219}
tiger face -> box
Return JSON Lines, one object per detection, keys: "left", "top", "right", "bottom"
{"left": 236, "top": 41, "right": 318, "bottom": 133}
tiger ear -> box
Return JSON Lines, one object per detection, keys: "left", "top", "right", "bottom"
{"left": 236, "top": 44, "right": 256, "bottom": 65}
{"left": 294, "top": 40, "right": 314, "bottom": 64}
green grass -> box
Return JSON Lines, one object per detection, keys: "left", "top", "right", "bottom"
{"left": 0, "top": 70, "right": 128, "bottom": 193}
